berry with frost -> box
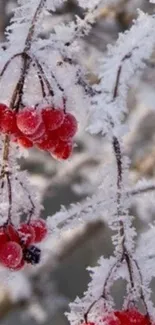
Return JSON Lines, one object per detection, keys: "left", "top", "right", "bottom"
{"left": 42, "top": 107, "right": 64, "bottom": 131}
{"left": 18, "top": 223, "right": 35, "bottom": 246}
{"left": 0, "top": 241, "right": 23, "bottom": 268}
{"left": 16, "top": 108, "right": 42, "bottom": 136}
{"left": 50, "top": 139, "right": 73, "bottom": 160}
{"left": 30, "top": 218, "right": 47, "bottom": 243}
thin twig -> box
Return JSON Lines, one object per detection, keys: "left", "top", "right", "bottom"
{"left": 0, "top": 53, "right": 22, "bottom": 79}
{"left": 24, "top": 0, "right": 46, "bottom": 53}
{"left": 6, "top": 173, "right": 12, "bottom": 223}
{"left": 15, "top": 177, "right": 35, "bottom": 223}
{"left": 129, "top": 185, "right": 155, "bottom": 196}
{"left": 33, "top": 57, "right": 54, "bottom": 97}
{"left": 112, "top": 50, "right": 137, "bottom": 99}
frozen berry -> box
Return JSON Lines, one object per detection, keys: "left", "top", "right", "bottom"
{"left": 17, "top": 108, "right": 42, "bottom": 135}
{"left": 0, "top": 108, "right": 17, "bottom": 134}
{"left": 30, "top": 218, "right": 47, "bottom": 243}
{"left": 0, "top": 227, "right": 9, "bottom": 245}
{"left": 36, "top": 133, "right": 58, "bottom": 150}
{"left": 104, "top": 309, "right": 151, "bottom": 325}
{"left": 23, "top": 245, "right": 41, "bottom": 265}
{"left": 0, "top": 241, "right": 22, "bottom": 268}
{"left": 56, "top": 113, "right": 78, "bottom": 140}
{"left": 42, "top": 108, "right": 64, "bottom": 131}
{"left": 28, "top": 122, "right": 46, "bottom": 142}
{"left": 115, "top": 309, "right": 150, "bottom": 325}
{"left": 17, "top": 136, "right": 33, "bottom": 148}
{"left": 18, "top": 223, "right": 35, "bottom": 246}
{"left": 6, "top": 224, "right": 20, "bottom": 243}
{"left": 11, "top": 258, "right": 25, "bottom": 270}
{"left": 0, "top": 103, "right": 9, "bottom": 115}
{"left": 50, "top": 139, "right": 73, "bottom": 160}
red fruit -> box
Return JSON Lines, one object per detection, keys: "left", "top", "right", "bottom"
{"left": 16, "top": 108, "right": 42, "bottom": 135}
{"left": 11, "top": 127, "right": 24, "bottom": 142}
{"left": 0, "top": 108, "right": 17, "bottom": 134}
{"left": 42, "top": 108, "right": 64, "bottom": 131}
{"left": 50, "top": 139, "right": 73, "bottom": 160}
{"left": 0, "top": 241, "right": 22, "bottom": 268}
{"left": 0, "top": 227, "right": 9, "bottom": 245}
{"left": 115, "top": 309, "right": 150, "bottom": 325}
{"left": 104, "top": 309, "right": 151, "bottom": 325}
{"left": 6, "top": 224, "right": 20, "bottom": 243}
{"left": 0, "top": 103, "right": 8, "bottom": 114}
{"left": 11, "top": 258, "right": 25, "bottom": 271}
{"left": 28, "top": 122, "right": 46, "bottom": 142}
{"left": 36, "top": 133, "right": 59, "bottom": 150}
{"left": 55, "top": 113, "right": 78, "bottom": 141}
{"left": 30, "top": 219, "right": 47, "bottom": 243}
{"left": 18, "top": 223, "right": 35, "bottom": 246}
{"left": 18, "top": 136, "right": 33, "bottom": 148}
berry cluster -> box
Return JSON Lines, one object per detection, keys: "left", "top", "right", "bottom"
{"left": 0, "top": 103, "right": 78, "bottom": 160}
{"left": 83, "top": 309, "right": 154, "bottom": 325}
{"left": 0, "top": 218, "right": 47, "bottom": 270}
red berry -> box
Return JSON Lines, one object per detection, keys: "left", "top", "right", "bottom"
{"left": 11, "top": 127, "right": 24, "bottom": 142}
{"left": 30, "top": 219, "right": 47, "bottom": 243}
{"left": 16, "top": 108, "right": 42, "bottom": 136}
{"left": 0, "top": 108, "right": 17, "bottom": 134}
{"left": 0, "top": 241, "right": 22, "bottom": 268}
{"left": 55, "top": 113, "right": 78, "bottom": 140}
{"left": 18, "top": 136, "right": 33, "bottom": 148}
{"left": 50, "top": 139, "right": 73, "bottom": 160}
{"left": 104, "top": 309, "right": 152, "bottom": 325}
{"left": 11, "top": 258, "right": 25, "bottom": 271}
{"left": 115, "top": 309, "right": 150, "bottom": 325}
{"left": 36, "top": 133, "right": 59, "bottom": 150}
{"left": 29, "top": 123, "right": 45, "bottom": 142}
{"left": 18, "top": 223, "right": 35, "bottom": 246}
{"left": 42, "top": 108, "right": 64, "bottom": 131}
{"left": 6, "top": 224, "right": 20, "bottom": 243}
{"left": 0, "top": 227, "right": 9, "bottom": 245}
{"left": 0, "top": 103, "right": 8, "bottom": 115}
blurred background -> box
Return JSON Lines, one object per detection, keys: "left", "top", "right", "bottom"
{"left": 1, "top": 0, "right": 155, "bottom": 324}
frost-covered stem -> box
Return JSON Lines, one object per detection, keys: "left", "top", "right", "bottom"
{"left": 16, "top": 178, "right": 35, "bottom": 223}
{"left": 101, "top": 255, "right": 124, "bottom": 299}
{"left": 112, "top": 50, "right": 137, "bottom": 99}
{"left": 6, "top": 172, "right": 12, "bottom": 223}
{"left": 0, "top": 135, "right": 10, "bottom": 180}
{"left": 24, "top": 0, "right": 46, "bottom": 53}
{"left": 36, "top": 69, "right": 46, "bottom": 98}
{"left": 33, "top": 57, "right": 54, "bottom": 97}
{"left": 34, "top": 57, "right": 68, "bottom": 109}
{"left": 132, "top": 257, "right": 150, "bottom": 318}
{"left": 112, "top": 136, "right": 135, "bottom": 290}
{"left": 129, "top": 185, "right": 155, "bottom": 196}
{"left": 0, "top": 53, "right": 22, "bottom": 79}
{"left": 84, "top": 256, "right": 124, "bottom": 322}
{"left": 10, "top": 54, "right": 31, "bottom": 111}
{"left": 111, "top": 50, "right": 152, "bottom": 317}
